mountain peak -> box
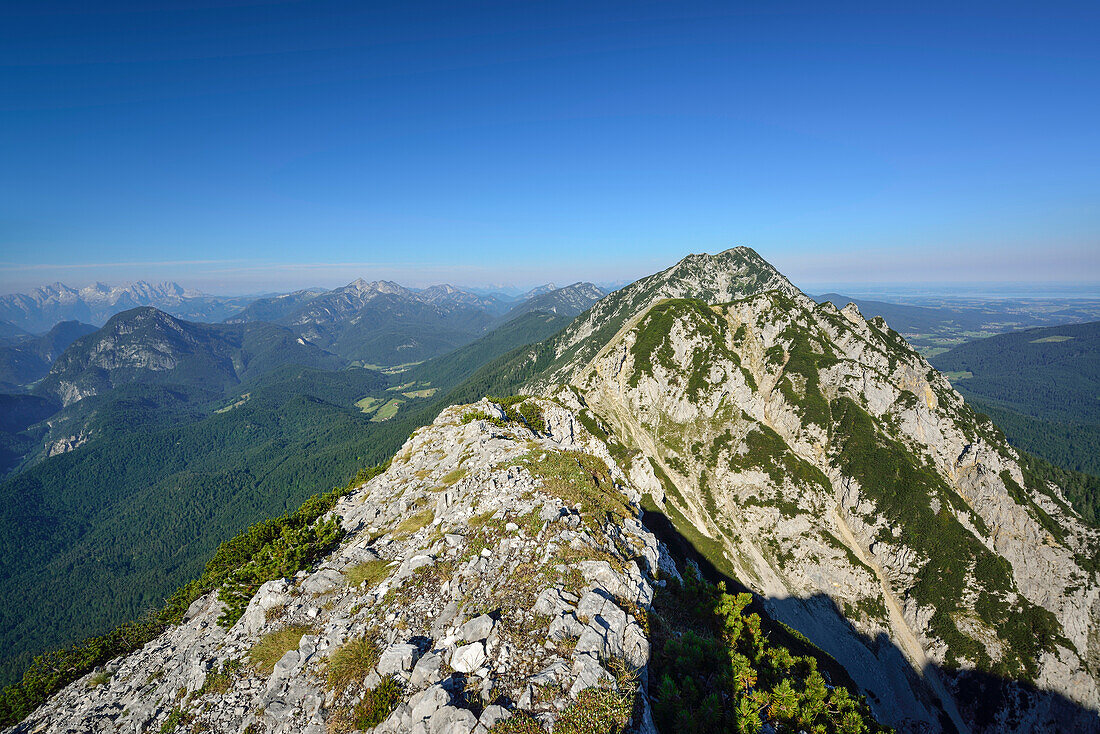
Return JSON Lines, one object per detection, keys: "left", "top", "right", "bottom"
{"left": 502, "top": 281, "right": 606, "bottom": 322}
{"left": 101, "top": 306, "right": 183, "bottom": 332}
{"left": 519, "top": 247, "right": 803, "bottom": 388}
{"left": 345, "top": 278, "right": 407, "bottom": 296}
{"left": 660, "top": 246, "right": 795, "bottom": 297}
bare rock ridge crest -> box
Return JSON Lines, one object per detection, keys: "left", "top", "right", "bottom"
{"left": 8, "top": 247, "right": 1100, "bottom": 734}
{"left": 11, "top": 400, "right": 678, "bottom": 733}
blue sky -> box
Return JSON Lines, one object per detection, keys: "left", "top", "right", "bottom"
{"left": 1, "top": 1, "right": 1098, "bottom": 294}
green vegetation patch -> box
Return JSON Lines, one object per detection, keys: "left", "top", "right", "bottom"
{"left": 627, "top": 299, "right": 743, "bottom": 400}
{"left": 573, "top": 409, "right": 638, "bottom": 471}
{"left": 86, "top": 671, "right": 110, "bottom": 688}
{"left": 194, "top": 658, "right": 242, "bottom": 697}
{"left": 725, "top": 424, "right": 829, "bottom": 493}
{"left": 829, "top": 396, "right": 1058, "bottom": 678}
{"left": 648, "top": 570, "right": 887, "bottom": 734}
{"left": 216, "top": 516, "right": 345, "bottom": 628}
{"left": 159, "top": 707, "right": 194, "bottom": 733}
{"left": 326, "top": 635, "right": 381, "bottom": 693}
{"left": 250, "top": 624, "right": 314, "bottom": 676}
{"left": 767, "top": 320, "right": 837, "bottom": 430}
{"left": 370, "top": 398, "right": 403, "bottom": 422}
{"left": 461, "top": 396, "right": 547, "bottom": 434}
{"left": 352, "top": 675, "right": 404, "bottom": 728}
{"left": 555, "top": 686, "right": 635, "bottom": 734}
{"left": 518, "top": 450, "right": 631, "bottom": 531}
{"left": 491, "top": 395, "right": 548, "bottom": 433}
{"left": 489, "top": 712, "right": 546, "bottom": 733}
{"left": 392, "top": 509, "right": 434, "bottom": 538}
{"left": 345, "top": 560, "right": 393, "bottom": 589}
{"left": 941, "top": 371, "right": 973, "bottom": 382}
{"left": 440, "top": 466, "right": 467, "bottom": 486}
{"left": 355, "top": 396, "right": 381, "bottom": 414}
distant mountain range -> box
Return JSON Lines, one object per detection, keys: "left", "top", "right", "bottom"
{"left": 501, "top": 281, "right": 607, "bottom": 321}
{"left": 226, "top": 278, "right": 605, "bottom": 367}
{"left": 0, "top": 280, "right": 608, "bottom": 371}
{"left": 0, "top": 282, "right": 259, "bottom": 333}
{"left": 39, "top": 307, "right": 345, "bottom": 407}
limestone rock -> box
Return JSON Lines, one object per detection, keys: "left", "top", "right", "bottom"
{"left": 450, "top": 642, "right": 486, "bottom": 674}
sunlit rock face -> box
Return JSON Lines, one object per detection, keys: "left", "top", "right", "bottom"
{"left": 539, "top": 249, "right": 1100, "bottom": 733}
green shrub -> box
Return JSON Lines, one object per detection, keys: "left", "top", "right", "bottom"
{"left": 194, "top": 659, "right": 241, "bottom": 696}
{"left": 353, "top": 675, "right": 404, "bottom": 728}
{"left": 489, "top": 712, "right": 545, "bottom": 733}
{"left": 517, "top": 401, "right": 547, "bottom": 433}
{"left": 217, "top": 516, "right": 345, "bottom": 628}
{"left": 159, "top": 706, "right": 193, "bottom": 733}
{"left": 556, "top": 687, "right": 634, "bottom": 734}
{"left": 464, "top": 398, "right": 546, "bottom": 433}
{"left": 647, "top": 571, "right": 887, "bottom": 734}
{"left": 462, "top": 410, "right": 506, "bottom": 426}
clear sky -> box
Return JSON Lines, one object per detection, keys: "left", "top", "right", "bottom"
{"left": 1, "top": 1, "right": 1098, "bottom": 294}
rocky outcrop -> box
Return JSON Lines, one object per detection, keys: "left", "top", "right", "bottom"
{"left": 9, "top": 400, "right": 668, "bottom": 734}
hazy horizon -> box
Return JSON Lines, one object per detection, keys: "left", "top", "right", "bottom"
{"left": 3, "top": 256, "right": 1098, "bottom": 302}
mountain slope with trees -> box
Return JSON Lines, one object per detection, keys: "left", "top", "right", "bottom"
{"left": 931, "top": 321, "right": 1100, "bottom": 479}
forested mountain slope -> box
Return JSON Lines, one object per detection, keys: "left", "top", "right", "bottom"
{"left": 0, "top": 321, "right": 97, "bottom": 392}
{"left": 0, "top": 366, "right": 397, "bottom": 687}
{"left": 405, "top": 310, "right": 571, "bottom": 395}
{"left": 931, "top": 320, "right": 1099, "bottom": 423}
{"left": 37, "top": 307, "right": 344, "bottom": 406}
{"left": 931, "top": 321, "right": 1100, "bottom": 481}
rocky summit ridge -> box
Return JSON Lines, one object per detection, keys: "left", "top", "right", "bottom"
{"left": 10, "top": 398, "right": 882, "bottom": 734}
{"left": 6, "top": 248, "right": 1100, "bottom": 734}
